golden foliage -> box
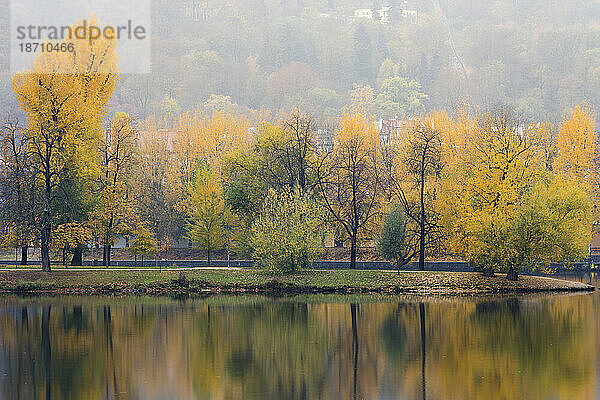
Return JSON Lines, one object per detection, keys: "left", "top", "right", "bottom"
{"left": 251, "top": 188, "right": 324, "bottom": 273}
{"left": 13, "top": 17, "right": 118, "bottom": 182}
{"left": 554, "top": 103, "right": 597, "bottom": 179}
{"left": 186, "top": 168, "right": 232, "bottom": 264}
{"left": 438, "top": 106, "right": 592, "bottom": 273}
{"left": 173, "top": 111, "right": 251, "bottom": 175}
{"left": 52, "top": 222, "right": 92, "bottom": 250}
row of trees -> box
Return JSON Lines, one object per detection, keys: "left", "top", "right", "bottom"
{"left": 1, "top": 96, "right": 596, "bottom": 278}
{"left": 179, "top": 103, "right": 595, "bottom": 279}
{"left": 1, "top": 93, "right": 595, "bottom": 279}
{"left": 0, "top": 17, "right": 595, "bottom": 278}
{"left": 0, "top": 20, "right": 160, "bottom": 271}
{"left": 188, "top": 105, "right": 598, "bottom": 279}
{"left": 0, "top": 22, "right": 119, "bottom": 272}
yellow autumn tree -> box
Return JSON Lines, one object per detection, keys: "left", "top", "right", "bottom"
{"left": 440, "top": 106, "right": 592, "bottom": 279}
{"left": 251, "top": 188, "right": 324, "bottom": 273}
{"left": 172, "top": 111, "right": 250, "bottom": 175}
{"left": 554, "top": 104, "right": 597, "bottom": 179}
{"left": 12, "top": 17, "right": 118, "bottom": 271}
{"left": 128, "top": 222, "right": 157, "bottom": 268}
{"left": 553, "top": 104, "right": 598, "bottom": 219}
{"left": 186, "top": 168, "right": 232, "bottom": 267}
{"left": 316, "top": 111, "right": 382, "bottom": 269}
{"left": 170, "top": 111, "right": 251, "bottom": 217}
{"left": 440, "top": 107, "right": 543, "bottom": 277}
{"left": 131, "top": 116, "right": 182, "bottom": 245}
{"left": 52, "top": 222, "right": 93, "bottom": 267}
{"left": 91, "top": 113, "right": 137, "bottom": 267}
{"left": 379, "top": 110, "right": 448, "bottom": 270}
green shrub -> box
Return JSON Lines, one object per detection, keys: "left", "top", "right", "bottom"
{"left": 376, "top": 205, "right": 416, "bottom": 271}
{"left": 251, "top": 188, "right": 324, "bottom": 274}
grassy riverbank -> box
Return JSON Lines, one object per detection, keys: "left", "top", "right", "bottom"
{"left": 0, "top": 269, "right": 593, "bottom": 296}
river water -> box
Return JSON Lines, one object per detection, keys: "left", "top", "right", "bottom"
{"left": 0, "top": 276, "right": 599, "bottom": 400}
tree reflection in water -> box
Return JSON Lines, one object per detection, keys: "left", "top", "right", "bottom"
{"left": 0, "top": 292, "right": 596, "bottom": 400}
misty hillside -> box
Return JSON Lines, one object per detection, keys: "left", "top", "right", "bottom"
{"left": 3, "top": 0, "right": 600, "bottom": 124}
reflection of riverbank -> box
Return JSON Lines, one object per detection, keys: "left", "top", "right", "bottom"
{"left": 0, "top": 269, "right": 594, "bottom": 297}
{"left": 558, "top": 272, "right": 600, "bottom": 286}
{"left": 0, "top": 293, "right": 597, "bottom": 399}
{"left": 0, "top": 290, "right": 593, "bottom": 308}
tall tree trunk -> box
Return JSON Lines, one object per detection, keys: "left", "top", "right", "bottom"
{"left": 103, "top": 217, "right": 114, "bottom": 267}
{"left": 506, "top": 266, "right": 519, "bottom": 281}
{"left": 103, "top": 244, "right": 111, "bottom": 268}
{"left": 419, "top": 175, "right": 426, "bottom": 271}
{"left": 71, "top": 248, "right": 83, "bottom": 266}
{"left": 41, "top": 224, "right": 51, "bottom": 272}
{"left": 350, "top": 233, "right": 357, "bottom": 270}
{"left": 418, "top": 223, "right": 425, "bottom": 271}
{"left": 207, "top": 248, "right": 211, "bottom": 268}
{"left": 42, "top": 172, "right": 51, "bottom": 272}
{"left": 20, "top": 246, "right": 28, "bottom": 265}
{"left": 141, "top": 255, "right": 144, "bottom": 268}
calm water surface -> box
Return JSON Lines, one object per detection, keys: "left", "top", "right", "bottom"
{"left": 1, "top": 277, "right": 599, "bottom": 400}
